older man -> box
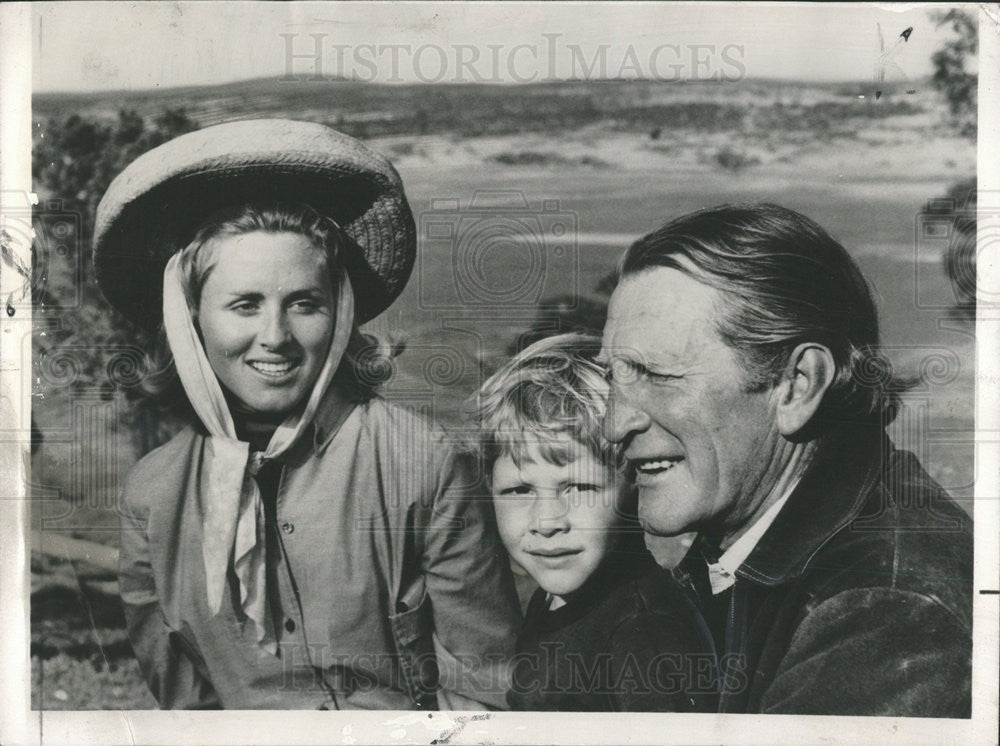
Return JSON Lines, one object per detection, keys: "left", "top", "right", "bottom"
{"left": 601, "top": 203, "right": 972, "bottom": 716}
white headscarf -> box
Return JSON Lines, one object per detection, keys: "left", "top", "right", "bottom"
{"left": 161, "top": 247, "right": 355, "bottom": 654}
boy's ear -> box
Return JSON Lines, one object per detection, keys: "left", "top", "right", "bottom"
{"left": 774, "top": 343, "right": 835, "bottom": 438}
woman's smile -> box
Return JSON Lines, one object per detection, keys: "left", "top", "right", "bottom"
{"left": 196, "top": 231, "right": 335, "bottom": 415}
{"left": 246, "top": 358, "right": 302, "bottom": 380}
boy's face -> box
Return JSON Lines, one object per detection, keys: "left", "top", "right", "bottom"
{"left": 491, "top": 437, "right": 627, "bottom": 605}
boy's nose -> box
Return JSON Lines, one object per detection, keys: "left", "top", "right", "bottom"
{"left": 530, "top": 495, "right": 570, "bottom": 536}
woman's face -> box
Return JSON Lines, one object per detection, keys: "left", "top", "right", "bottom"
{"left": 196, "top": 231, "right": 335, "bottom": 416}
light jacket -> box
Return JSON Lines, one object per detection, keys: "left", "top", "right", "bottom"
{"left": 672, "top": 423, "right": 973, "bottom": 716}
{"left": 118, "top": 385, "right": 523, "bottom": 709}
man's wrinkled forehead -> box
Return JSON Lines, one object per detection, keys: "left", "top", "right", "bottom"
{"left": 602, "top": 267, "right": 723, "bottom": 354}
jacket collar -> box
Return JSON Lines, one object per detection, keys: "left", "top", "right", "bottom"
{"left": 188, "top": 378, "right": 370, "bottom": 462}
{"left": 309, "top": 379, "right": 371, "bottom": 454}
{"left": 678, "top": 423, "right": 888, "bottom": 588}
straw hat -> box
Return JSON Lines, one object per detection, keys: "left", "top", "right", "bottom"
{"left": 93, "top": 118, "right": 416, "bottom": 328}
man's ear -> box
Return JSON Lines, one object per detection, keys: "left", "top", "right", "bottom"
{"left": 774, "top": 343, "right": 836, "bottom": 438}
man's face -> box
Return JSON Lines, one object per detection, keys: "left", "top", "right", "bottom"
{"left": 601, "top": 267, "right": 786, "bottom": 539}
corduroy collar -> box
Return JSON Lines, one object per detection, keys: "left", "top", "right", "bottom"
{"left": 678, "top": 423, "right": 888, "bottom": 588}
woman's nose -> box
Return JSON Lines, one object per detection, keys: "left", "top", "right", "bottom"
{"left": 602, "top": 384, "right": 652, "bottom": 444}
{"left": 258, "top": 308, "right": 292, "bottom": 349}
{"left": 530, "top": 493, "right": 570, "bottom": 537}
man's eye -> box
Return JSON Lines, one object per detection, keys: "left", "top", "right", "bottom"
{"left": 646, "top": 370, "right": 678, "bottom": 384}
{"left": 609, "top": 359, "right": 644, "bottom": 385}
{"left": 609, "top": 359, "right": 678, "bottom": 385}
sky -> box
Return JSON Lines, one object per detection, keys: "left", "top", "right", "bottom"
{"left": 31, "top": 2, "right": 970, "bottom": 92}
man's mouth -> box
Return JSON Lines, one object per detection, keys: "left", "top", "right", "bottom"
{"left": 247, "top": 360, "right": 300, "bottom": 378}
{"left": 632, "top": 456, "right": 684, "bottom": 476}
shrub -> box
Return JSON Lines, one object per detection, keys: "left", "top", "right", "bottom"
{"left": 713, "top": 146, "right": 760, "bottom": 172}
{"left": 32, "top": 109, "right": 201, "bottom": 459}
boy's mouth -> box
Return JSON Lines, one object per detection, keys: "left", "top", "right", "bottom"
{"left": 528, "top": 547, "right": 582, "bottom": 558}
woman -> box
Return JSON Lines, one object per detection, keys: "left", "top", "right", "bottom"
{"left": 96, "top": 119, "right": 522, "bottom": 709}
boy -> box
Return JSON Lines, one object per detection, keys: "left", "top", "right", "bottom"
{"left": 472, "top": 334, "right": 715, "bottom": 712}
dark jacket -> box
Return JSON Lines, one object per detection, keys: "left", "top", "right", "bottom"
{"left": 672, "top": 424, "right": 973, "bottom": 717}
{"left": 509, "top": 551, "right": 716, "bottom": 712}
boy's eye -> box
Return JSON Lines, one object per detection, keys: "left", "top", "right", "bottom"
{"left": 497, "top": 485, "right": 533, "bottom": 497}
{"left": 566, "top": 483, "right": 600, "bottom": 493}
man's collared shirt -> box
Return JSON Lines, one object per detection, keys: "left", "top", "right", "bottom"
{"left": 672, "top": 424, "right": 972, "bottom": 716}
{"left": 706, "top": 481, "right": 799, "bottom": 595}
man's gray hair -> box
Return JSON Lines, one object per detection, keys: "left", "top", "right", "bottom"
{"left": 618, "top": 203, "right": 901, "bottom": 430}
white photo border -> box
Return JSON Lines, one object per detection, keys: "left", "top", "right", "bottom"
{"left": 2, "top": 2, "right": 997, "bottom": 743}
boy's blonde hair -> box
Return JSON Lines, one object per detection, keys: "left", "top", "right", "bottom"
{"left": 470, "top": 333, "right": 616, "bottom": 470}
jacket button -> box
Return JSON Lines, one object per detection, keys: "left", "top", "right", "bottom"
{"left": 281, "top": 522, "right": 294, "bottom": 534}
{"left": 285, "top": 618, "right": 296, "bottom": 633}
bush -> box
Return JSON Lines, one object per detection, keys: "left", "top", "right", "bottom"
{"left": 930, "top": 9, "right": 977, "bottom": 138}
{"left": 488, "top": 151, "right": 611, "bottom": 168}
{"left": 926, "top": 9, "right": 976, "bottom": 314}
{"left": 714, "top": 146, "right": 760, "bottom": 172}
{"left": 32, "top": 109, "right": 201, "bottom": 460}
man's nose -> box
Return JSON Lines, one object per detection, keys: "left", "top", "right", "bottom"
{"left": 258, "top": 308, "right": 292, "bottom": 349}
{"left": 530, "top": 493, "right": 570, "bottom": 537}
{"left": 602, "top": 384, "right": 651, "bottom": 444}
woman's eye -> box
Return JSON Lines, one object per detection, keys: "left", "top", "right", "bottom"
{"left": 290, "top": 299, "right": 322, "bottom": 314}
{"left": 231, "top": 302, "right": 259, "bottom": 315}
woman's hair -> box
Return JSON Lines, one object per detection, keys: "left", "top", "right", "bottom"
{"left": 142, "top": 201, "right": 398, "bottom": 410}
{"left": 470, "top": 333, "right": 618, "bottom": 471}
{"left": 173, "top": 201, "right": 344, "bottom": 312}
